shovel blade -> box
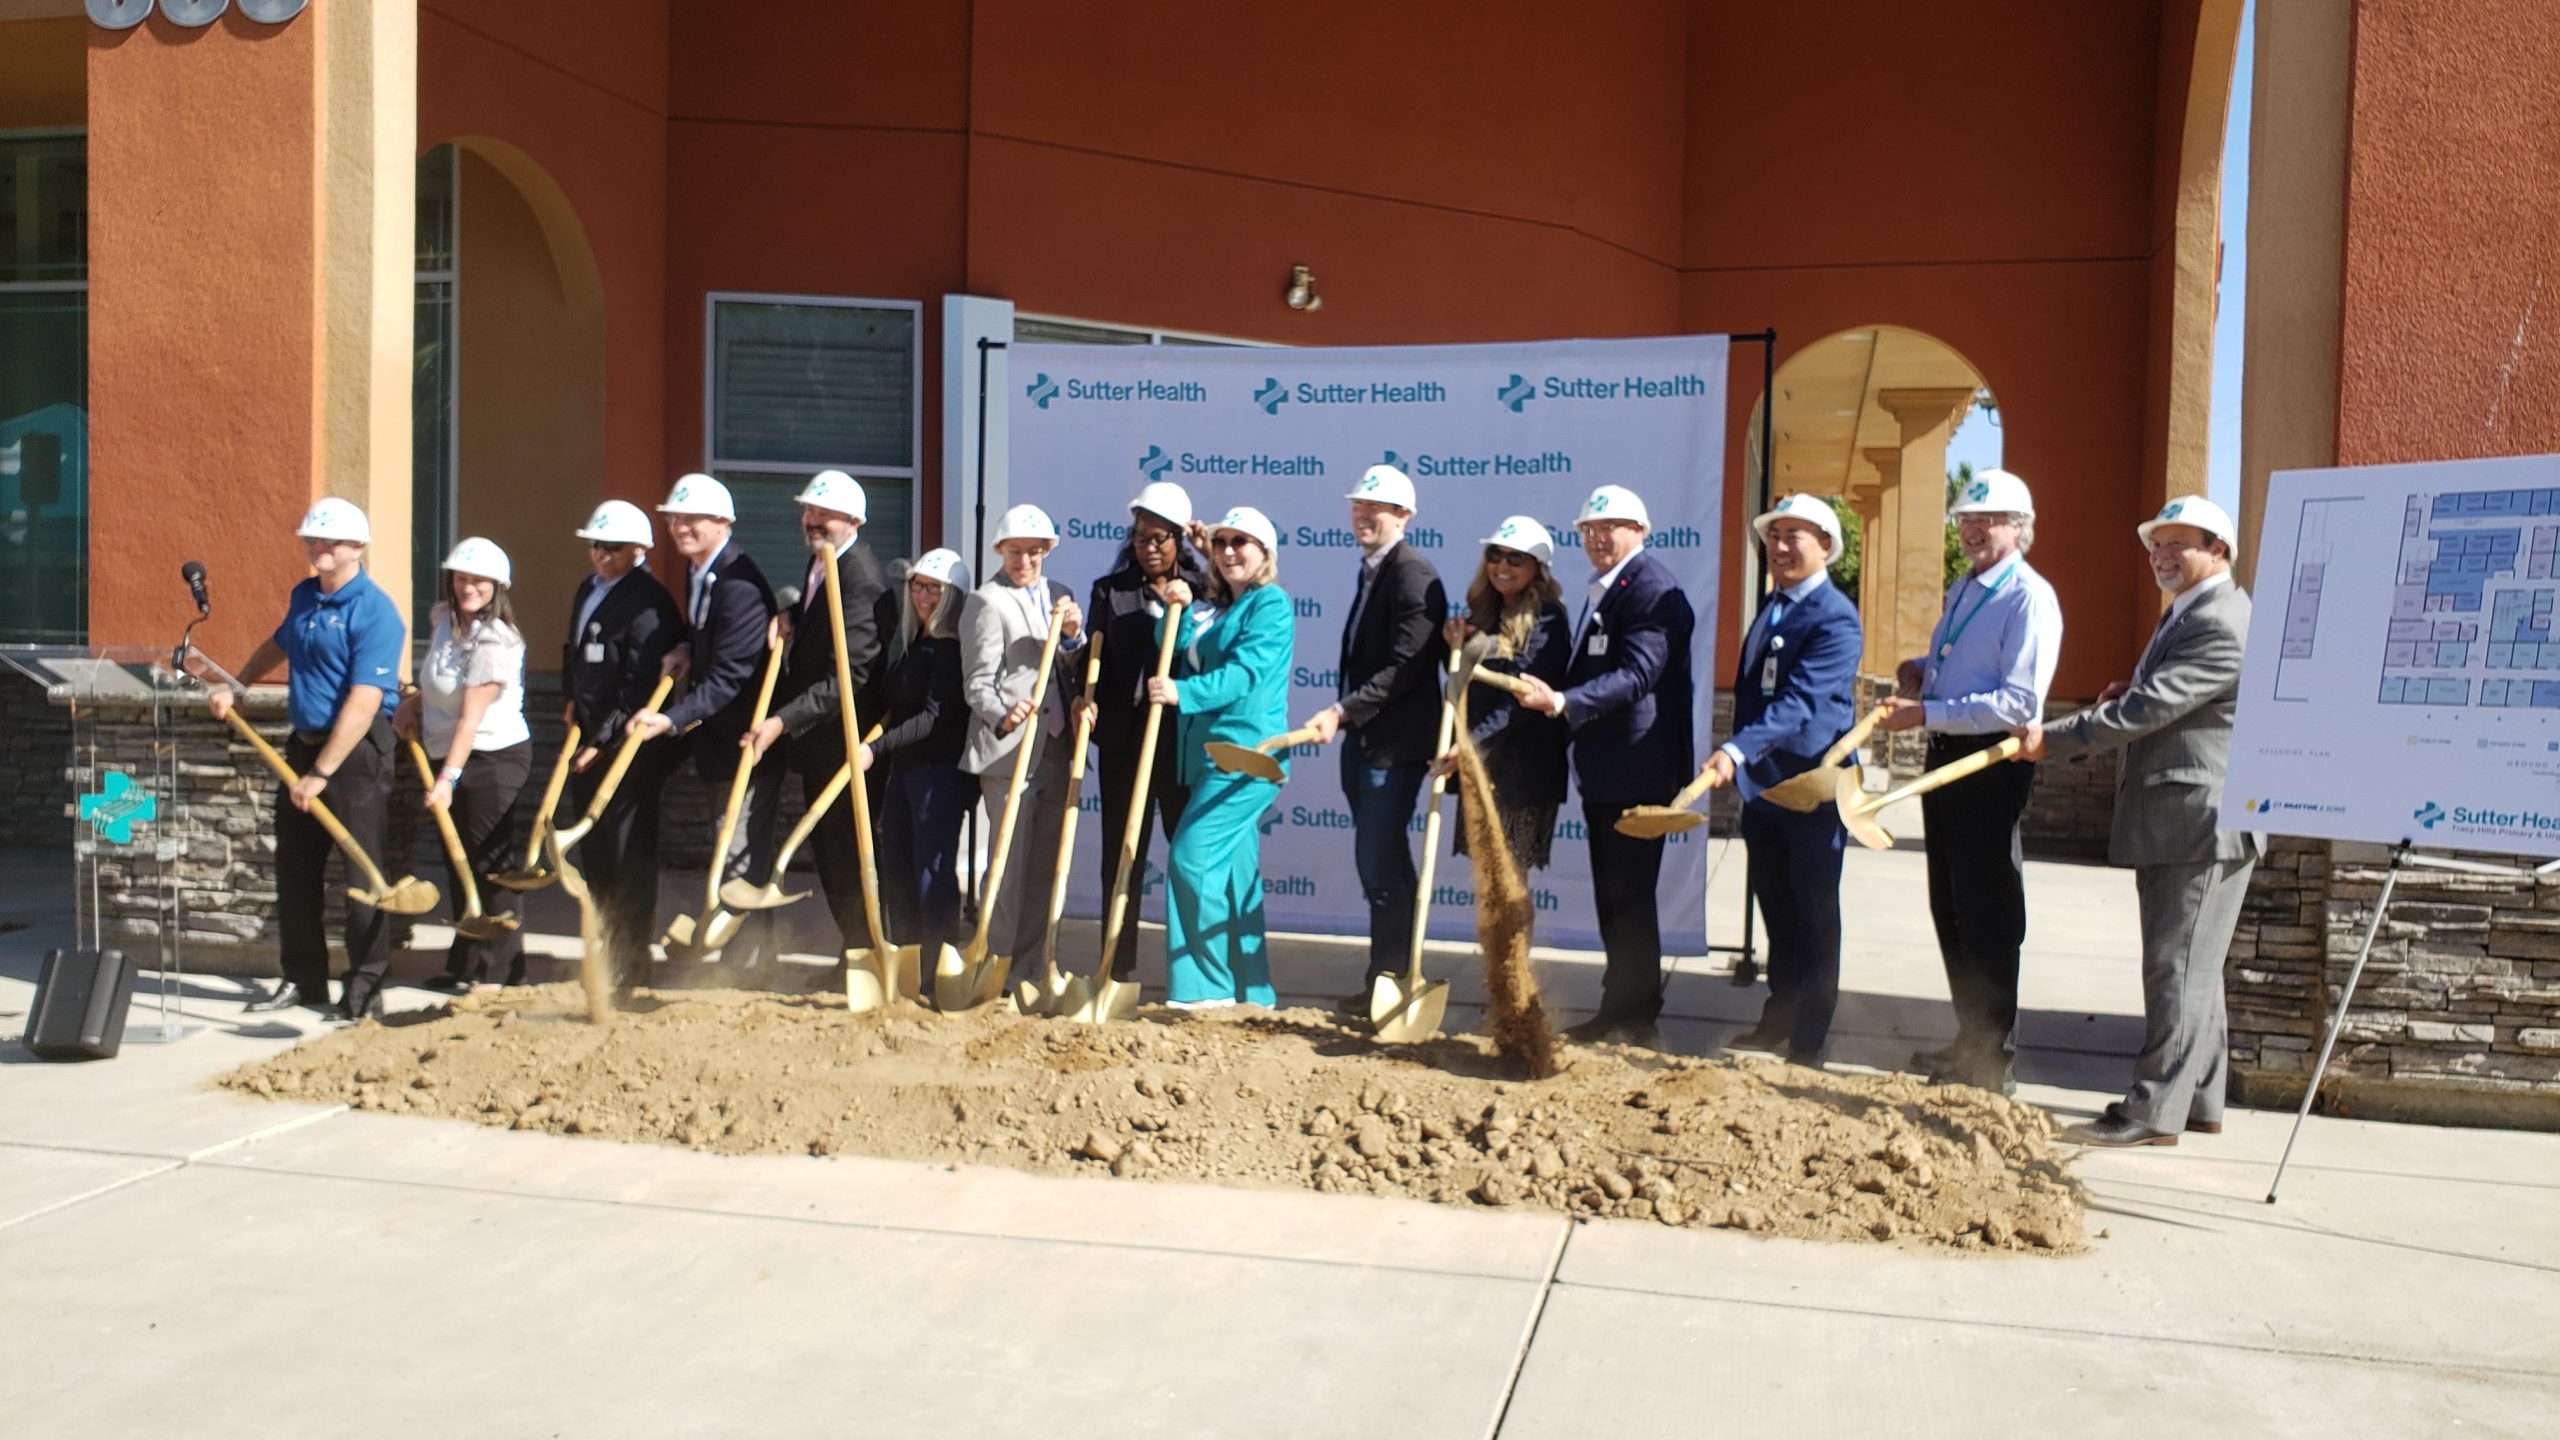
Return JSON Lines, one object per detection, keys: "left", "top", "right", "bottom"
{"left": 454, "top": 913, "right": 519, "bottom": 940}
{"left": 717, "top": 877, "right": 808, "bottom": 912}
{"left": 659, "top": 912, "right": 708, "bottom": 965}
{"left": 700, "top": 908, "right": 746, "bottom": 954}
{"left": 354, "top": 877, "right": 442, "bottom": 916}
{"left": 1203, "top": 741, "right": 1284, "bottom": 782}
{"left": 1844, "top": 806, "right": 1894, "bottom": 851}
{"left": 1052, "top": 975, "right": 1094, "bottom": 1021}
{"left": 1762, "top": 761, "right": 1862, "bottom": 815}
{"left": 1372, "top": 980, "right": 1450, "bottom": 1044}
{"left": 485, "top": 868, "right": 556, "bottom": 893}
{"left": 549, "top": 817, "right": 597, "bottom": 850}
{"left": 843, "top": 947, "right": 891, "bottom": 1013}
{"left": 1612, "top": 807, "right": 1706, "bottom": 839}
{"left": 930, "top": 942, "right": 982, "bottom": 1012}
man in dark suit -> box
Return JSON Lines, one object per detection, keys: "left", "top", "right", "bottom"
{"left": 1700, "top": 495, "right": 1863, "bottom": 1067}
{"left": 2017, "top": 496, "right": 2259, "bottom": 1147}
{"left": 744, "top": 470, "right": 894, "bottom": 955}
{"left": 628, "top": 473, "right": 782, "bottom": 965}
{"left": 1303, "top": 463, "right": 1449, "bottom": 1007}
{"left": 561, "top": 499, "right": 688, "bottom": 987}
{"left": 1518, "top": 484, "right": 1695, "bottom": 1047}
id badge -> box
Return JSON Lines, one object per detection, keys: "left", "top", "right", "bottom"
{"left": 1761, "top": 657, "right": 1779, "bottom": 692}
{"left": 1588, "top": 632, "right": 1609, "bottom": 657}
{"left": 583, "top": 642, "right": 605, "bottom": 664}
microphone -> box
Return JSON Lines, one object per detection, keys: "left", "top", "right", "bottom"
{"left": 182, "top": 560, "right": 209, "bottom": 617}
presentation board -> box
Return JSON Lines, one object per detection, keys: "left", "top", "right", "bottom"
{"left": 2224, "top": 456, "right": 2560, "bottom": 857}
{"left": 1007, "top": 335, "right": 1730, "bottom": 951}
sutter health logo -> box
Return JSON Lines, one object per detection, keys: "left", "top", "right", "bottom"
{"left": 1496, "top": 374, "right": 1535, "bottom": 412}
{"left": 1501, "top": 371, "right": 1712, "bottom": 409}
{"left": 1257, "top": 376, "right": 1447, "bottom": 412}
{"left": 1254, "top": 378, "right": 1288, "bottom": 415}
{"left": 2414, "top": 800, "right": 2447, "bottom": 830}
{"left": 1138, "top": 440, "right": 1326, "bottom": 480}
{"left": 1026, "top": 372, "right": 1208, "bottom": 409}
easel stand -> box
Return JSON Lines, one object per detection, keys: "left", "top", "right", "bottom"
{"left": 2266, "top": 840, "right": 2560, "bottom": 1202}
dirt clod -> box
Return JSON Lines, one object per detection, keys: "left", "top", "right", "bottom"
{"left": 219, "top": 985, "right": 2084, "bottom": 1252}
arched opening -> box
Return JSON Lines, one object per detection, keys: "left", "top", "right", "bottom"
{"left": 413, "top": 135, "right": 606, "bottom": 654}
{"left": 1756, "top": 325, "right": 1995, "bottom": 677}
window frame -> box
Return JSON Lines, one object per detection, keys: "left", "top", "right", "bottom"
{"left": 0, "top": 125, "right": 91, "bottom": 645}
{"left": 1013, "top": 312, "right": 1271, "bottom": 349}
{"left": 413, "top": 142, "right": 460, "bottom": 634}
{"left": 702, "top": 290, "right": 925, "bottom": 559}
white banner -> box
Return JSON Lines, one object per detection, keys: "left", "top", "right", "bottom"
{"left": 1007, "top": 335, "right": 1729, "bottom": 950}
{"left": 2226, "top": 456, "right": 2560, "bottom": 858}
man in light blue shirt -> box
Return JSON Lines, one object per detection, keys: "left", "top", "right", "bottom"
{"left": 1877, "top": 468, "right": 2063, "bottom": 1093}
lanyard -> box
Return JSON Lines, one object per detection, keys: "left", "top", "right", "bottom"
{"left": 1933, "top": 558, "right": 2018, "bottom": 660}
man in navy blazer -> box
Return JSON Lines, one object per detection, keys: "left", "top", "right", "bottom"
{"left": 1700, "top": 495, "right": 1863, "bottom": 1066}
{"left": 1518, "top": 484, "right": 1695, "bottom": 1047}
{"left": 628, "top": 473, "right": 783, "bottom": 965}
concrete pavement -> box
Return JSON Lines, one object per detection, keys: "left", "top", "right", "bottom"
{"left": 4, "top": 843, "right": 2557, "bottom": 1436}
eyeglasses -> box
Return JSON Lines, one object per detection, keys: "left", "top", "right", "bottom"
{"left": 1132, "top": 529, "right": 1178, "bottom": 549}
{"left": 589, "top": 541, "right": 632, "bottom": 553}
{"left": 1210, "top": 535, "right": 1255, "bottom": 552}
{"left": 1485, "top": 548, "right": 1534, "bottom": 568}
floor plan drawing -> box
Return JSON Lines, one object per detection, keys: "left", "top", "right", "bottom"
{"left": 2379, "top": 485, "right": 2560, "bottom": 710}
{"left": 2273, "top": 497, "right": 2355, "bottom": 701}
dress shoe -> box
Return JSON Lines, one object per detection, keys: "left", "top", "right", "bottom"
{"left": 2061, "top": 1108, "right": 2177, "bottom": 1147}
{"left": 242, "top": 982, "right": 308, "bottom": 1014}
{"left": 1563, "top": 1016, "right": 1659, "bottom": 1049}
{"left": 332, "top": 989, "right": 384, "bottom": 1025}
{"left": 1908, "top": 1043, "right": 1969, "bottom": 1079}
{"left": 419, "top": 973, "right": 471, "bottom": 996}
{"left": 1727, "top": 958, "right": 1761, "bottom": 988}
{"left": 1783, "top": 1049, "right": 1826, "bottom": 1071}
{"left": 1725, "top": 1020, "right": 1793, "bottom": 1055}
{"left": 2185, "top": 1118, "right": 2223, "bottom": 1135}
{"left": 1334, "top": 990, "right": 1377, "bottom": 1016}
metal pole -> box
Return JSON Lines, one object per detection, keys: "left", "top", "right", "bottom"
{"left": 2266, "top": 842, "right": 2409, "bottom": 1203}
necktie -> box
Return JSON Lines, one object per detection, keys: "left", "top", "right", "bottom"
{"left": 1344, "top": 561, "right": 1376, "bottom": 650}
{"left": 2134, "top": 607, "right": 2176, "bottom": 681}
{"left": 1749, "top": 595, "right": 1790, "bottom": 664}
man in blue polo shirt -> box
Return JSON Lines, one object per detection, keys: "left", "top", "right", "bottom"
{"left": 207, "top": 498, "right": 408, "bottom": 1021}
{"left": 1877, "top": 468, "right": 2063, "bottom": 1094}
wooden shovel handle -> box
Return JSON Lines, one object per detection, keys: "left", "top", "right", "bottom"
{"left": 406, "top": 739, "right": 483, "bottom": 917}
{"left": 1257, "top": 723, "right": 1325, "bottom": 756}
{"left": 574, "top": 676, "right": 676, "bottom": 825}
{"left": 819, "top": 541, "right": 894, "bottom": 958}
{"left": 701, "top": 622, "right": 789, "bottom": 916}
{"left": 220, "top": 708, "right": 393, "bottom": 892}
{"left": 969, "top": 600, "right": 1074, "bottom": 954}
{"left": 1665, "top": 763, "right": 1720, "bottom": 814}
{"left": 1465, "top": 665, "right": 1537, "bottom": 699}
{"left": 1098, "top": 603, "right": 1183, "bottom": 972}
{"left": 520, "top": 723, "right": 580, "bottom": 868}
{"left": 1854, "top": 735, "right": 2027, "bottom": 815}
{"left": 1037, "top": 633, "right": 1107, "bottom": 973}
{"left": 1820, "top": 703, "right": 1893, "bottom": 770}
{"left": 1402, "top": 649, "right": 1466, "bottom": 984}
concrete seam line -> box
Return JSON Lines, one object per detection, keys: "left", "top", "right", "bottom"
{"left": 1484, "top": 1217, "right": 1575, "bottom": 1440}
{"left": 183, "top": 1105, "right": 351, "bottom": 1163}
{"left": 177, "top": 1157, "right": 1559, "bottom": 1285}
{"left": 0, "top": 1161, "right": 184, "bottom": 1235}
{"left": 1559, "top": 1280, "right": 2560, "bottom": 1384}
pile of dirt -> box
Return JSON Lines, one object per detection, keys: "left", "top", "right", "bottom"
{"left": 221, "top": 988, "right": 2084, "bottom": 1252}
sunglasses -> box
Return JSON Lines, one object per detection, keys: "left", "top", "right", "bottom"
{"left": 1210, "top": 534, "right": 1257, "bottom": 552}
{"left": 589, "top": 541, "right": 634, "bottom": 553}
{"left": 1485, "top": 547, "right": 1535, "bottom": 567}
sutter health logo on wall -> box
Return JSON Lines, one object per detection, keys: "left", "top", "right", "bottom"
{"left": 1255, "top": 376, "right": 1449, "bottom": 414}
{"left": 1026, "top": 372, "right": 1209, "bottom": 409}
{"left": 1497, "top": 371, "right": 1712, "bottom": 410}
{"left": 1139, "top": 442, "right": 1325, "bottom": 479}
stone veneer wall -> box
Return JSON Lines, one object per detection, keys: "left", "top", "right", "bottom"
{"left": 1, "top": 669, "right": 74, "bottom": 850}
{"left": 1844, "top": 676, "right": 2116, "bottom": 858}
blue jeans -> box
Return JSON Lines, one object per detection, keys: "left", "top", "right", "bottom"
{"left": 1341, "top": 748, "right": 1428, "bottom": 982}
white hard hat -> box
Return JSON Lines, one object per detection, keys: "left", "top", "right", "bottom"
{"left": 656, "top": 472, "right": 737, "bottom": 521}
{"left": 2136, "top": 494, "right": 2239, "bottom": 554}
{"left": 294, "top": 497, "right": 371, "bottom": 545}
{"left": 1576, "top": 485, "right": 1651, "bottom": 531}
{"left": 993, "top": 503, "right": 1060, "bottom": 546}
{"left": 1127, "top": 480, "right": 1195, "bottom": 529}
{"left": 1751, "top": 493, "right": 1844, "bottom": 559}
{"left": 1949, "top": 467, "right": 2035, "bottom": 520}
{"left": 1345, "top": 463, "right": 1418, "bottom": 512}
{"left": 575, "top": 499, "right": 653, "bottom": 548}
{"left": 910, "top": 547, "right": 971, "bottom": 589}
{"left": 440, "top": 536, "right": 513, "bottom": 588}
{"left": 1209, "top": 506, "right": 1279, "bottom": 554}
{"left": 793, "top": 469, "right": 868, "bottom": 521}
{"left": 1478, "top": 514, "right": 1555, "bottom": 569}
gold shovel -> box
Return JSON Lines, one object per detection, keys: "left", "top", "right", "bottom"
{"left": 221, "top": 709, "right": 441, "bottom": 915}
{"left": 1203, "top": 722, "right": 1324, "bottom": 783}
{"left": 1061, "top": 601, "right": 1184, "bottom": 1024}
{"left": 1759, "top": 703, "right": 1894, "bottom": 815}
{"left": 1370, "top": 646, "right": 1468, "bottom": 1042}
{"left": 718, "top": 723, "right": 880, "bottom": 916}
{"left": 1014, "top": 634, "right": 1106, "bottom": 1017}
{"left": 1832, "top": 734, "right": 2027, "bottom": 851}
{"left": 936, "top": 598, "right": 1074, "bottom": 1012}
{"left": 487, "top": 724, "right": 579, "bottom": 891}
{"left": 1612, "top": 765, "right": 1723, "bottom": 839}
{"left": 809, "top": 550, "right": 911, "bottom": 1014}
{"left": 405, "top": 740, "right": 519, "bottom": 940}
{"left": 659, "top": 620, "right": 788, "bottom": 964}
{"left": 549, "top": 676, "right": 676, "bottom": 851}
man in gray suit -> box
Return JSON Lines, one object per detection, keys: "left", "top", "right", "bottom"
{"left": 960, "top": 504, "right": 1085, "bottom": 966}
{"left": 2016, "top": 496, "right": 2258, "bottom": 1147}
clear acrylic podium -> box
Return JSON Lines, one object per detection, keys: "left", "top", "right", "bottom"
{"left": 0, "top": 643, "right": 239, "bottom": 1045}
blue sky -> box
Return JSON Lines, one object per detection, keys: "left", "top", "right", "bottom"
{"left": 1947, "top": 2, "right": 2252, "bottom": 517}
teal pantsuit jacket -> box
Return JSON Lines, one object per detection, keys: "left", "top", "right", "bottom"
{"left": 1162, "top": 584, "right": 1294, "bottom": 1005}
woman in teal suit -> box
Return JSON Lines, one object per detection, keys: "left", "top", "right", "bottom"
{"left": 1144, "top": 506, "right": 1294, "bottom": 1008}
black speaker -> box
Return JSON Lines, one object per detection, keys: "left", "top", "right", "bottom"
{"left": 23, "top": 948, "right": 136, "bottom": 1061}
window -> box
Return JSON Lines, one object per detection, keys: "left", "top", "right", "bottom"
{"left": 706, "top": 294, "right": 921, "bottom": 574}
{"left": 1014, "top": 315, "right": 1258, "bottom": 349}
{"left": 412, "top": 144, "right": 458, "bottom": 626}
{"left": 0, "top": 130, "right": 88, "bottom": 644}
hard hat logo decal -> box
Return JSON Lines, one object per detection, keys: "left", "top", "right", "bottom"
{"left": 1253, "top": 379, "right": 1288, "bottom": 415}
{"left": 1026, "top": 372, "right": 1061, "bottom": 409}
{"left": 1496, "top": 374, "right": 1535, "bottom": 413}
{"left": 1138, "top": 445, "right": 1174, "bottom": 482}
{"left": 1588, "top": 493, "right": 1609, "bottom": 514}
{"left": 1965, "top": 480, "right": 1990, "bottom": 503}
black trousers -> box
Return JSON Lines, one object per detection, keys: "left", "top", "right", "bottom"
{"left": 1741, "top": 797, "right": 1847, "bottom": 1055}
{"left": 695, "top": 745, "right": 786, "bottom": 965}
{"left": 1582, "top": 794, "right": 1672, "bottom": 1025}
{"left": 801, "top": 763, "right": 884, "bottom": 952}
{"left": 275, "top": 729, "right": 392, "bottom": 1009}
{"left": 1919, "top": 732, "right": 2037, "bottom": 1064}
{"left": 1094, "top": 738, "right": 1188, "bottom": 981}
{"left": 566, "top": 741, "right": 680, "bottom": 989}
{"left": 439, "top": 741, "right": 531, "bottom": 985}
